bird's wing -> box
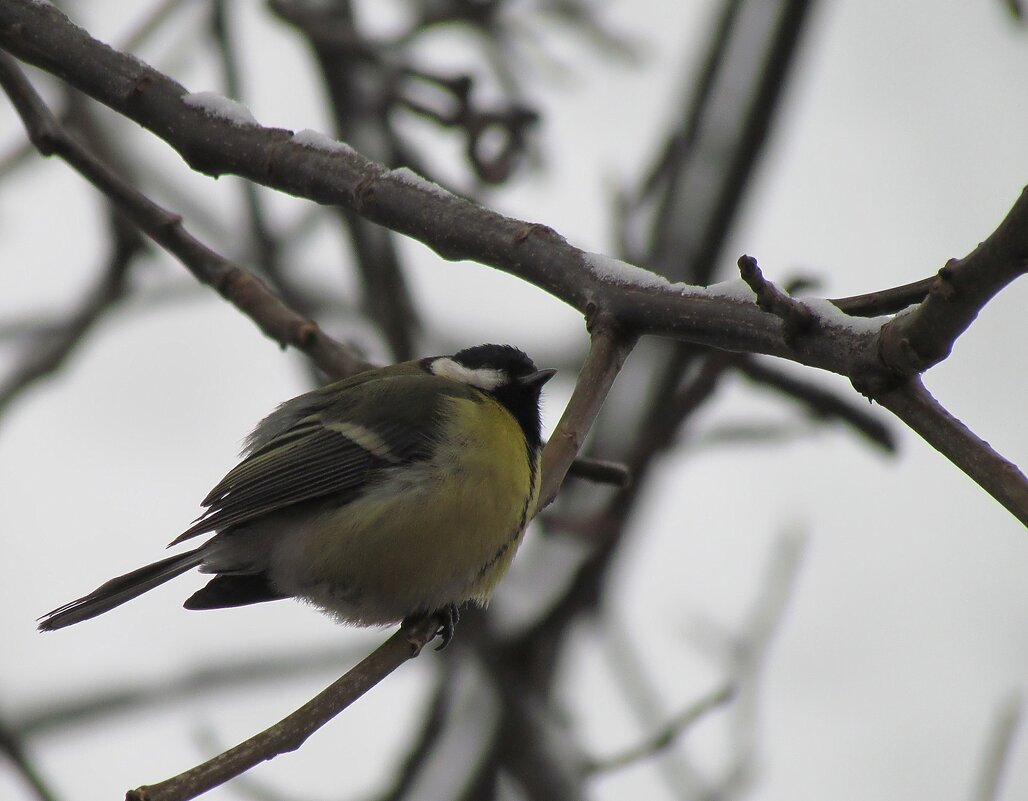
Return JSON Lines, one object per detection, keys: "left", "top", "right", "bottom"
{"left": 170, "top": 374, "right": 464, "bottom": 545}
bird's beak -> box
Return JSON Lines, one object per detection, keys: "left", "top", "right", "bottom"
{"left": 519, "top": 368, "right": 557, "bottom": 388}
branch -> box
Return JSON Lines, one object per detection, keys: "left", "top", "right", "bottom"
{"left": 878, "top": 186, "right": 1028, "bottom": 376}
{"left": 563, "top": 456, "right": 631, "bottom": 488}
{"left": 0, "top": 50, "right": 370, "bottom": 381}
{"left": 0, "top": 78, "right": 153, "bottom": 417}
{"left": 629, "top": 348, "right": 732, "bottom": 469}
{"left": 734, "top": 357, "right": 895, "bottom": 452}
{"left": 829, "top": 275, "right": 934, "bottom": 316}
{"left": 373, "top": 673, "right": 453, "bottom": 801}
{"left": 688, "top": 530, "right": 807, "bottom": 796}
{"left": 14, "top": 644, "right": 366, "bottom": 737}
{"left": 0, "top": 1, "right": 883, "bottom": 376}
{"left": 968, "top": 694, "right": 1022, "bottom": 801}
{"left": 598, "top": 616, "right": 708, "bottom": 796}
{"left": 274, "top": 2, "right": 423, "bottom": 362}
{"left": 738, "top": 254, "right": 815, "bottom": 344}
{"left": 0, "top": 211, "right": 140, "bottom": 418}
{"left": 634, "top": 0, "right": 817, "bottom": 282}
{"left": 0, "top": 713, "right": 60, "bottom": 801}
{"left": 539, "top": 321, "right": 637, "bottom": 508}
{"left": 126, "top": 618, "right": 441, "bottom": 801}
{"left": 875, "top": 378, "right": 1028, "bottom": 527}
{"left": 0, "top": 0, "right": 1023, "bottom": 525}
{"left": 206, "top": 2, "right": 306, "bottom": 311}
{"left": 584, "top": 684, "right": 734, "bottom": 775}
{"left": 735, "top": 254, "right": 1027, "bottom": 523}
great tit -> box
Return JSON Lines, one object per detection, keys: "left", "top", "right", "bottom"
{"left": 39, "top": 344, "right": 555, "bottom": 644}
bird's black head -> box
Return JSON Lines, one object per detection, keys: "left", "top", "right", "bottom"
{"left": 428, "top": 344, "right": 555, "bottom": 448}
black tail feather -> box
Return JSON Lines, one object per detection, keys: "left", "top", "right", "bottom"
{"left": 184, "top": 573, "right": 286, "bottom": 609}
{"left": 38, "top": 548, "right": 204, "bottom": 631}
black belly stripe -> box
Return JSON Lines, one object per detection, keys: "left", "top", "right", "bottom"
{"left": 476, "top": 446, "right": 539, "bottom": 579}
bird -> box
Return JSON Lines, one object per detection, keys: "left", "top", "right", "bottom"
{"left": 38, "top": 344, "right": 555, "bottom": 646}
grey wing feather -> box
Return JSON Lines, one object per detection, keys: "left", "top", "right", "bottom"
{"left": 170, "top": 419, "right": 431, "bottom": 546}
{"left": 169, "top": 371, "right": 459, "bottom": 547}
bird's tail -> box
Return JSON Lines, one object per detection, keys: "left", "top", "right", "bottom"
{"left": 38, "top": 547, "right": 205, "bottom": 631}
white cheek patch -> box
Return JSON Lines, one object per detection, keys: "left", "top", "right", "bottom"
{"left": 431, "top": 357, "right": 506, "bottom": 390}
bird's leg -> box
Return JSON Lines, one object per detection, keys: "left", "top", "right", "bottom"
{"left": 403, "top": 604, "right": 460, "bottom": 651}
{"left": 433, "top": 603, "right": 460, "bottom": 650}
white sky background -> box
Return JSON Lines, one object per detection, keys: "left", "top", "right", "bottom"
{"left": 2, "top": 2, "right": 1027, "bottom": 800}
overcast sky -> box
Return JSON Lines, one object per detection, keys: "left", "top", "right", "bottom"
{"left": 2, "top": 2, "right": 1027, "bottom": 800}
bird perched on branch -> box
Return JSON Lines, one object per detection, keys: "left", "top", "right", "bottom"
{"left": 39, "top": 344, "right": 555, "bottom": 647}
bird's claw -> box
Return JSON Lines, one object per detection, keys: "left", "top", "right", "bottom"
{"left": 433, "top": 603, "right": 459, "bottom": 651}
{"left": 402, "top": 604, "right": 460, "bottom": 652}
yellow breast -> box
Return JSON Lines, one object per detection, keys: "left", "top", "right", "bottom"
{"left": 291, "top": 392, "right": 539, "bottom": 624}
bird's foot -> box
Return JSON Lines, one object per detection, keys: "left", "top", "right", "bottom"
{"left": 403, "top": 604, "right": 460, "bottom": 652}
{"left": 432, "top": 603, "right": 459, "bottom": 650}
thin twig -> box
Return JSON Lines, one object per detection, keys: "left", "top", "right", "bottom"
{"left": 584, "top": 684, "right": 735, "bottom": 775}
{"left": 539, "top": 322, "right": 637, "bottom": 507}
{"left": 681, "top": 0, "right": 818, "bottom": 282}
{"left": 968, "top": 694, "right": 1022, "bottom": 801}
{"left": 374, "top": 672, "right": 453, "bottom": 801}
{"left": 878, "top": 186, "right": 1028, "bottom": 376}
{"left": 563, "top": 456, "right": 631, "bottom": 487}
{"left": 629, "top": 349, "right": 733, "bottom": 471}
{"left": 0, "top": 1, "right": 873, "bottom": 373}
{"left": 0, "top": 51, "right": 369, "bottom": 381}
{"left": 1, "top": 0, "right": 1024, "bottom": 524}
{"left": 0, "top": 3, "right": 924, "bottom": 375}
{"left": 0, "top": 211, "right": 141, "bottom": 417}
{"left": 690, "top": 420, "right": 825, "bottom": 449}
{"left": 599, "top": 615, "right": 708, "bottom": 797}
{"left": 0, "top": 713, "right": 61, "bottom": 801}
{"left": 271, "top": 1, "right": 422, "bottom": 361}
{"left": 0, "top": 0, "right": 190, "bottom": 181}
{"left": 689, "top": 530, "right": 807, "bottom": 797}
{"left": 635, "top": 0, "right": 817, "bottom": 283}
{"left": 738, "top": 254, "right": 815, "bottom": 343}
{"left": 735, "top": 357, "right": 895, "bottom": 452}
{"left": 14, "top": 644, "right": 368, "bottom": 737}
{"left": 126, "top": 618, "right": 441, "bottom": 801}
{"left": 207, "top": 1, "right": 310, "bottom": 314}
{"left": 829, "top": 275, "right": 934, "bottom": 316}
{"left": 875, "top": 378, "right": 1028, "bottom": 527}
{"left": 0, "top": 80, "right": 151, "bottom": 418}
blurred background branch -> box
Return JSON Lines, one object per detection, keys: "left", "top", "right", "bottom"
{"left": 1, "top": 1, "right": 1025, "bottom": 800}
